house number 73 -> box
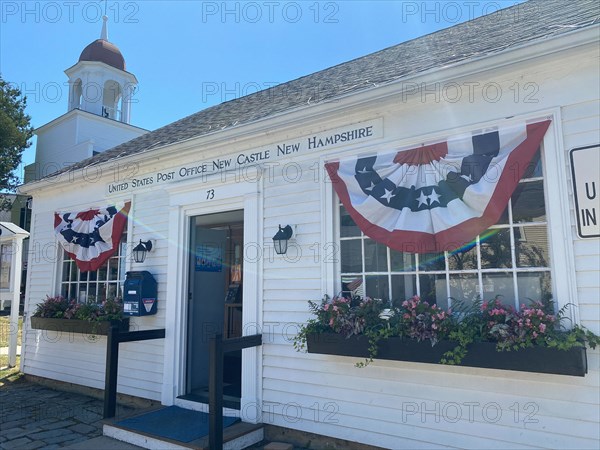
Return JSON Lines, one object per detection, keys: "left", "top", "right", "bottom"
{"left": 206, "top": 189, "right": 215, "bottom": 200}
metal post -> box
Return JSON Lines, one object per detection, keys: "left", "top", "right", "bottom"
{"left": 209, "top": 333, "right": 224, "bottom": 450}
{"left": 103, "top": 325, "right": 120, "bottom": 418}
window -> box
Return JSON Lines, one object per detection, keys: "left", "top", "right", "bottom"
{"left": 339, "top": 149, "right": 551, "bottom": 309}
{"left": 0, "top": 244, "right": 12, "bottom": 290}
{"left": 60, "top": 235, "right": 127, "bottom": 303}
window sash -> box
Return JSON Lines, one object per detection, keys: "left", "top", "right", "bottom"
{"left": 59, "top": 238, "right": 127, "bottom": 303}
{"left": 338, "top": 149, "right": 552, "bottom": 309}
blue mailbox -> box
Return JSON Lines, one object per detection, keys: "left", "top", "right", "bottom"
{"left": 123, "top": 271, "right": 157, "bottom": 316}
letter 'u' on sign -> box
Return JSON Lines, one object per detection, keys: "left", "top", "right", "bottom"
{"left": 570, "top": 145, "right": 600, "bottom": 238}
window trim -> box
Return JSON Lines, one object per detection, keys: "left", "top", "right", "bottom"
{"left": 322, "top": 110, "right": 578, "bottom": 322}
{"left": 58, "top": 234, "right": 128, "bottom": 303}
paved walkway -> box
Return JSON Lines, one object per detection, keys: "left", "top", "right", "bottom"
{"left": 0, "top": 378, "right": 142, "bottom": 449}
{"left": 1, "top": 378, "right": 343, "bottom": 450}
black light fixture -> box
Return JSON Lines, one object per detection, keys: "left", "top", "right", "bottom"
{"left": 272, "top": 225, "right": 293, "bottom": 255}
{"left": 132, "top": 239, "right": 153, "bottom": 263}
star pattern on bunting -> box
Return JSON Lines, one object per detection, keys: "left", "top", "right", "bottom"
{"left": 326, "top": 119, "right": 552, "bottom": 254}
{"left": 380, "top": 189, "right": 395, "bottom": 203}
{"left": 364, "top": 182, "right": 376, "bottom": 192}
{"left": 416, "top": 191, "right": 429, "bottom": 207}
{"left": 428, "top": 188, "right": 441, "bottom": 205}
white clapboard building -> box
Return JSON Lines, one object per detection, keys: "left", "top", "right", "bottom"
{"left": 19, "top": 1, "right": 600, "bottom": 448}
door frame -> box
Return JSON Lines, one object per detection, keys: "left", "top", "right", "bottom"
{"left": 161, "top": 176, "right": 262, "bottom": 421}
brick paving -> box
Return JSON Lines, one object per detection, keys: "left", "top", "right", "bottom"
{"left": 1, "top": 378, "right": 363, "bottom": 449}
{"left": 0, "top": 378, "right": 141, "bottom": 449}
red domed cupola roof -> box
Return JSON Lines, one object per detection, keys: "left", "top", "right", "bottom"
{"left": 79, "top": 39, "right": 126, "bottom": 71}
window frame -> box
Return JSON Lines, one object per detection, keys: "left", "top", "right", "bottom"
{"left": 58, "top": 233, "right": 128, "bottom": 304}
{"left": 322, "top": 111, "right": 578, "bottom": 322}
{"left": 338, "top": 148, "right": 551, "bottom": 310}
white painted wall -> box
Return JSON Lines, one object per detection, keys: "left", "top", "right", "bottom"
{"left": 30, "top": 110, "right": 147, "bottom": 183}
{"left": 256, "top": 42, "right": 600, "bottom": 450}
{"left": 21, "top": 33, "right": 599, "bottom": 448}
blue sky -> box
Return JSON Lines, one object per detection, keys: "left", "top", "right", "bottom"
{"left": 1, "top": 1, "right": 523, "bottom": 173}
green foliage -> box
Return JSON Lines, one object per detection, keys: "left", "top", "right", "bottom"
{"left": 295, "top": 294, "right": 600, "bottom": 368}
{"left": 439, "top": 298, "right": 483, "bottom": 364}
{"left": 32, "top": 295, "right": 70, "bottom": 318}
{"left": 292, "top": 295, "right": 384, "bottom": 352}
{"left": 33, "top": 296, "right": 125, "bottom": 323}
{"left": 0, "top": 76, "right": 33, "bottom": 209}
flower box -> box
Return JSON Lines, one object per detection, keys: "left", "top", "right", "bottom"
{"left": 306, "top": 332, "right": 588, "bottom": 376}
{"left": 30, "top": 317, "right": 130, "bottom": 336}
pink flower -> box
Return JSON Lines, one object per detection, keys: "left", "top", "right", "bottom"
{"left": 539, "top": 323, "right": 546, "bottom": 333}
{"left": 324, "top": 304, "right": 330, "bottom": 311}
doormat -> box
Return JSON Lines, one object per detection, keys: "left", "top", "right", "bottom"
{"left": 116, "top": 406, "right": 239, "bottom": 443}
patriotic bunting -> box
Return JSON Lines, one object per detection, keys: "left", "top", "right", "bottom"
{"left": 54, "top": 202, "right": 130, "bottom": 272}
{"left": 326, "top": 120, "right": 551, "bottom": 254}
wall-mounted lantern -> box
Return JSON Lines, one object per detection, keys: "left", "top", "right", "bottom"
{"left": 132, "top": 240, "right": 153, "bottom": 263}
{"left": 272, "top": 225, "right": 293, "bottom": 255}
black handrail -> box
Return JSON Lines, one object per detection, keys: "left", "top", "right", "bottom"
{"left": 104, "top": 326, "right": 166, "bottom": 419}
{"left": 209, "top": 333, "right": 262, "bottom": 450}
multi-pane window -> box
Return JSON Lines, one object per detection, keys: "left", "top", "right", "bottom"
{"left": 0, "top": 244, "right": 12, "bottom": 290}
{"left": 60, "top": 236, "right": 127, "bottom": 303}
{"left": 339, "top": 149, "right": 551, "bottom": 309}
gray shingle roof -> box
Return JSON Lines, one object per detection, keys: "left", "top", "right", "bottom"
{"left": 44, "top": 0, "right": 599, "bottom": 178}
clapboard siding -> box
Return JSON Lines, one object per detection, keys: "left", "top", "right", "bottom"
{"left": 562, "top": 99, "right": 600, "bottom": 335}
{"left": 266, "top": 343, "right": 600, "bottom": 397}
{"left": 21, "top": 187, "right": 168, "bottom": 401}
{"left": 262, "top": 377, "right": 600, "bottom": 441}
{"left": 258, "top": 49, "right": 600, "bottom": 448}
{"left": 561, "top": 100, "right": 600, "bottom": 122}
{"left": 21, "top": 24, "right": 600, "bottom": 450}
{"left": 262, "top": 358, "right": 600, "bottom": 420}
